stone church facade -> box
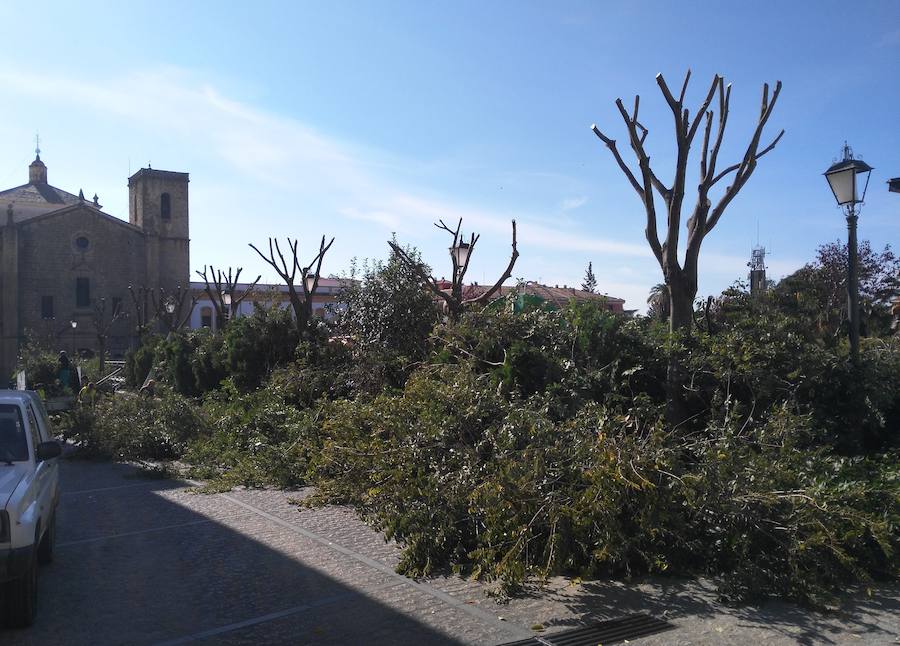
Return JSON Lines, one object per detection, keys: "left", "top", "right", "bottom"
{"left": 0, "top": 154, "right": 189, "bottom": 378}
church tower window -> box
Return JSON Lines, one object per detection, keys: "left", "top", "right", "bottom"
{"left": 160, "top": 193, "right": 171, "bottom": 220}
{"left": 76, "top": 278, "right": 90, "bottom": 308}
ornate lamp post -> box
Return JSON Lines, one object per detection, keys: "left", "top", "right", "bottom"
{"left": 824, "top": 142, "right": 873, "bottom": 363}
{"left": 221, "top": 291, "right": 232, "bottom": 325}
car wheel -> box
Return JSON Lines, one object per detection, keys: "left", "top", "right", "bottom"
{"left": 3, "top": 546, "right": 37, "bottom": 628}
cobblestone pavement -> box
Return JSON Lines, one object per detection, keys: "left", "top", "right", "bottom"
{"left": 3, "top": 460, "right": 898, "bottom": 645}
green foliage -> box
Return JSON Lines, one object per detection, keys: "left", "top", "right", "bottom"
{"left": 57, "top": 257, "right": 899, "bottom": 609}
{"left": 338, "top": 249, "right": 438, "bottom": 364}
{"left": 771, "top": 241, "right": 899, "bottom": 343}
{"left": 692, "top": 282, "right": 899, "bottom": 453}
{"left": 222, "top": 304, "right": 300, "bottom": 391}
{"left": 15, "top": 335, "right": 83, "bottom": 396}
{"left": 61, "top": 387, "right": 206, "bottom": 460}
{"left": 186, "top": 378, "right": 319, "bottom": 488}
{"left": 307, "top": 363, "right": 898, "bottom": 605}
{"left": 125, "top": 336, "right": 160, "bottom": 389}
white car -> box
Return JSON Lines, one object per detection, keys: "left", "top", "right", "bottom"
{"left": 0, "top": 390, "right": 61, "bottom": 628}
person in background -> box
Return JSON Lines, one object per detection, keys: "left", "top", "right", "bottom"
{"left": 57, "top": 351, "right": 73, "bottom": 393}
{"left": 77, "top": 382, "right": 97, "bottom": 407}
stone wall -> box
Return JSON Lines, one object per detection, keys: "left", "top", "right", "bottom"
{"left": 16, "top": 206, "right": 147, "bottom": 359}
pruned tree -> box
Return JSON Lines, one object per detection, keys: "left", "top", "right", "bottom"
{"left": 92, "top": 297, "right": 126, "bottom": 376}
{"left": 127, "top": 285, "right": 154, "bottom": 339}
{"left": 249, "top": 235, "right": 335, "bottom": 334}
{"left": 388, "top": 218, "right": 519, "bottom": 320}
{"left": 582, "top": 261, "right": 597, "bottom": 293}
{"left": 591, "top": 71, "right": 783, "bottom": 426}
{"left": 149, "top": 285, "right": 197, "bottom": 334}
{"left": 591, "top": 71, "right": 783, "bottom": 332}
{"left": 195, "top": 265, "right": 261, "bottom": 329}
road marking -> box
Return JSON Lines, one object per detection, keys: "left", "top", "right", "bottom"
{"left": 56, "top": 518, "right": 217, "bottom": 547}
{"left": 153, "top": 581, "right": 402, "bottom": 645}
{"left": 213, "top": 489, "right": 533, "bottom": 641}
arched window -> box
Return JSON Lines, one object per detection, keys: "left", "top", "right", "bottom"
{"left": 160, "top": 193, "right": 171, "bottom": 220}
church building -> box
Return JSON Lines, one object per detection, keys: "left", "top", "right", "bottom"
{"left": 0, "top": 151, "right": 190, "bottom": 378}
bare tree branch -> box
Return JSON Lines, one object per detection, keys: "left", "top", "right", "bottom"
{"left": 709, "top": 128, "right": 785, "bottom": 187}
{"left": 465, "top": 221, "right": 518, "bottom": 305}
{"left": 250, "top": 235, "right": 334, "bottom": 332}
{"left": 387, "top": 240, "right": 456, "bottom": 310}
{"left": 196, "top": 265, "right": 261, "bottom": 325}
{"left": 591, "top": 125, "right": 644, "bottom": 197}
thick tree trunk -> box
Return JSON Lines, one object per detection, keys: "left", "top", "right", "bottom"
{"left": 665, "top": 274, "right": 695, "bottom": 429}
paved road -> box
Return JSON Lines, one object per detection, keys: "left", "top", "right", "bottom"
{"left": 3, "top": 460, "right": 898, "bottom": 645}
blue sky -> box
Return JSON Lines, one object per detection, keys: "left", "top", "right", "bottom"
{"left": 1, "top": 1, "right": 897, "bottom": 311}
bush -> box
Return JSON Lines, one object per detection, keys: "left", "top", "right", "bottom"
{"left": 66, "top": 272, "right": 899, "bottom": 609}
{"left": 307, "top": 364, "right": 898, "bottom": 605}
{"left": 62, "top": 388, "right": 207, "bottom": 460}
{"left": 125, "top": 336, "right": 160, "bottom": 389}
{"left": 338, "top": 249, "right": 438, "bottom": 365}
{"left": 222, "top": 305, "right": 299, "bottom": 391}
{"left": 15, "top": 335, "right": 83, "bottom": 397}
{"left": 186, "top": 378, "right": 319, "bottom": 488}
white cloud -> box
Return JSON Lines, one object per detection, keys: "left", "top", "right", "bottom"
{"left": 560, "top": 196, "right": 588, "bottom": 211}
{"left": 0, "top": 63, "right": 643, "bottom": 263}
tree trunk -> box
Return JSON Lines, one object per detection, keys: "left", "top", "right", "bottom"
{"left": 98, "top": 337, "right": 106, "bottom": 378}
{"left": 668, "top": 282, "right": 694, "bottom": 333}
{"left": 665, "top": 273, "right": 695, "bottom": 428}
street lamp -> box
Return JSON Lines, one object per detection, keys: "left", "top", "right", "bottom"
{"left": 70, "top": 319, "right": 77, "bottom": 355}
{"left": 824, "top": 142, "right": 873, "bottom": 363}
{"left": 450, "top": 239, "right": 471, "bottom": 268}
{"left": 221, "top": 291, "right": 232, "bottom": 323}
{"left": 888, "top": 177, "right": 900, "bottom": 194}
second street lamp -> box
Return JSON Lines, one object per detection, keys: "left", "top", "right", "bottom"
{"left": 824, "top": 142, "right": 873, "bottom": 363}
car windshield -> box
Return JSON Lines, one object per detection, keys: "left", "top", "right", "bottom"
{"left": 0, "top": 404, "right": 29, "bottom": 462}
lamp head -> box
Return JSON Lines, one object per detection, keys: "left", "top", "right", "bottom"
{"left": 450, "top": 240, "right": 471, "bottom": 267}
{"left": 824, "top": 142, "right": 873, "bottom": 208}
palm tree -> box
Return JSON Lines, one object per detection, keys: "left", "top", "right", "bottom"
{"left": 647, "top": 283, "right": 670, "bottom": 321}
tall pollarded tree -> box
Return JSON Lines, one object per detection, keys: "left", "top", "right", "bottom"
{"left": 196, "top": 265, "right": 261, "bottom": 328}
{"left": 389, "top": 218, "right": 518, "bottom": 321}
{"left": 591, "top": 71, "right": 784, "bottom": 333}
{"left": 249, "top": 235, "right": 334, "bottom": 334}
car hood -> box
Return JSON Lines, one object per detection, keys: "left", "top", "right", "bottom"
{"left": 0, "top": 465, "right": 28, "bottom": 508}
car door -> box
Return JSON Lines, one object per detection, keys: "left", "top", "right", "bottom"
{"left": 25, "top": 403, "right": 56, "bottom": 529}
{"left": 31, "top": 398, "right": 60, "bottom": 509}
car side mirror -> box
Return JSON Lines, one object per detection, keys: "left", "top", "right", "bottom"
{"left": 36, "top": 441, "right": 62, "bottom": 461}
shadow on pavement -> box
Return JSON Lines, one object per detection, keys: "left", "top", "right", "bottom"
{"left": 1, "top": 460, "right": 469, "bottom": 645}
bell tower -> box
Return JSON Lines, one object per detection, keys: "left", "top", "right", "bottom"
{"left": 128, "top": 167, "right": 190, "bottom": 292}
{"left": 748, "top": 245, "right": 767, "bottom": 297}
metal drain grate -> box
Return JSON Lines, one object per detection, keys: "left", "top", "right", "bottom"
{"left": 500, "top": 613, "right": 675, "bottom": 646}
